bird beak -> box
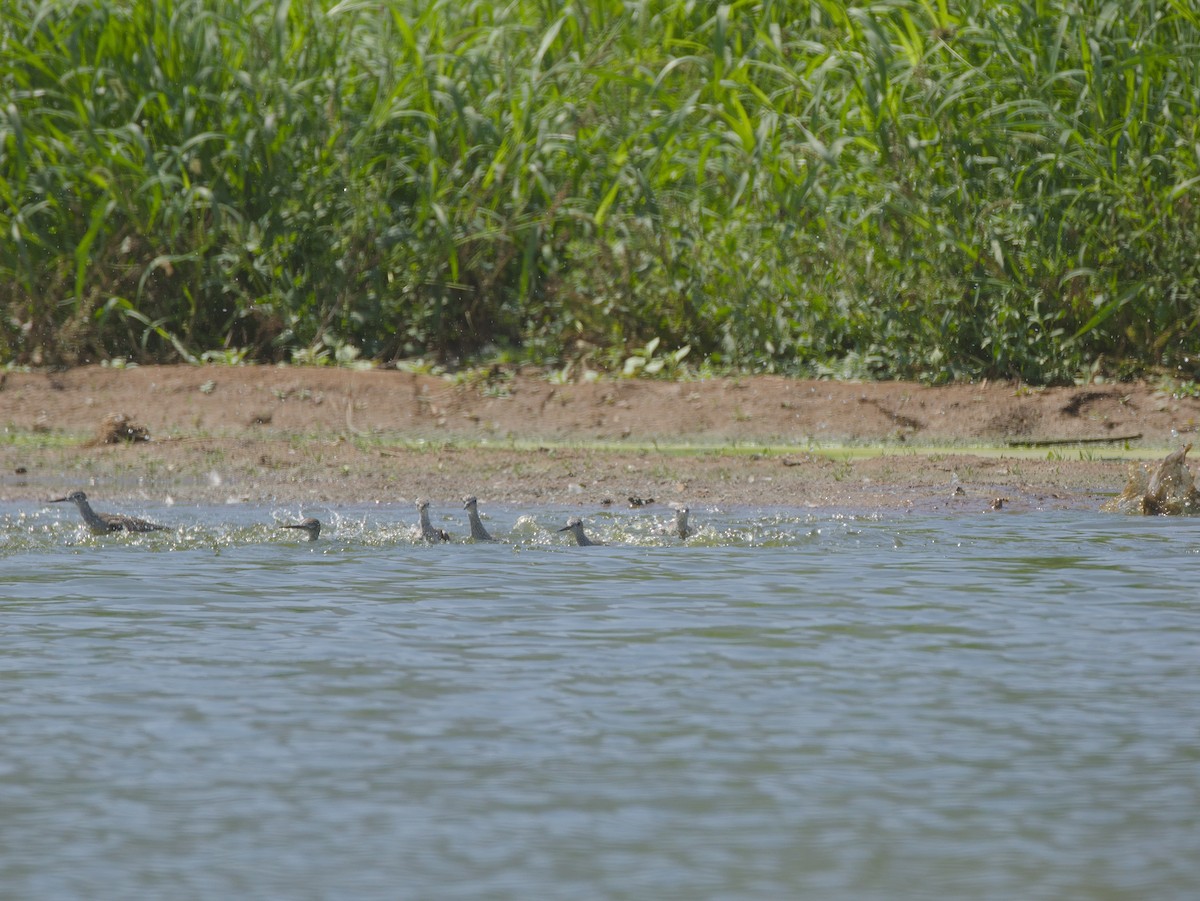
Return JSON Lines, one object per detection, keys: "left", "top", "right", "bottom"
{"left": 558, "top": 524, "right": 570, "bottom": 532}
{"left": 49, "top": 496, "right": 68, "bottom": 503}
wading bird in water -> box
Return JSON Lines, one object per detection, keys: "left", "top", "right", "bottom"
{"left": 463, "top": 496, "right": 495, "bottom": 542}
{"left": 281, "top": 518, "right": 321, "bottom": 541}
{"left": 417, "top": 499, "right": 450, "bottom": 542}
{"left": 559, "top": 516, "right": 601, "bottom": 546}
{"left": 51, "top": 490, "right": 167, "bottom": 534}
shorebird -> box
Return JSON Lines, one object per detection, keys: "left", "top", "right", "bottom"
{"left": 417, "top": 499, "right": 450, "bottom": 542}
{"left": 559, "top": 516, "right": 601, "bottom": 546}
{"left": 51, "top": 490, "right": 167, "bottom": 534}
{"left": 463, "top": 496, "right": 495, "bottom": 542}
{"left": 281, "top": 517, "right": 321, "bottom": 541}
{"left": 669, "top": 502, "right": 692, "bottom": 539}
{"left": 1147, "top": 443, "right": 1193, "bottom": 497}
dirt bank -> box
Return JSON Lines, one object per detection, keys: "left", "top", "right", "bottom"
{"left": 3, "top": 365, "right": 1197, "bottom": 512}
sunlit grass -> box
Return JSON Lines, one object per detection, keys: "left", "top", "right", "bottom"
{"left": 0, "top": 423, "right": 1171, "bottom": 464}
{"left": 363, "top": 435, "right": 1171, "bottom": 462}
{"left": 0, "top": 430, "right": 86, "bottom": 449}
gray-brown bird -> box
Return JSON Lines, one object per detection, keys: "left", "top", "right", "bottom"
{"left": 281, "top": 518, "right": 321, "bottom": 541}
{"left": 417, "top": 499, "right": 450, "bottom": 542}
{"left": 463, "top": 496, "right": 495, "bottom": 542}
{"left": 669, "top": 503, "right": 693, "bottom": 539}
{"left": 51, "top": 490, "right": 167, "bottom": 534}
{"left": 558, "top": 516, "right": 601, "bottom": 546}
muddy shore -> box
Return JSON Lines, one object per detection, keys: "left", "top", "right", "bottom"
{"left": 3, "top": 366, "right": 1197, "bottom": 513}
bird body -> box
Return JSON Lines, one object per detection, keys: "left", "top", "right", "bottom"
{"left": 51, "top": 490, "right": 167, "bottom": 534}
{"left": 463, "top": 496, "right": 495, "bottom": 542}
{"left": 417, "top": 499, "right": 450, "bottom": 542}
{"left": 1147, "top": 442, "right": 1192, "bottom": 497}
{"left": 282, "top": 518, "right": 321, "bottom": 540}
{"left": 669, "top": 503, "right": 692, "bottom": 539}
{"left": 559, "top": 516, "right": 601, "bottom": 546}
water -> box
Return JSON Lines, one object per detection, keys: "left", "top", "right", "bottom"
{"left": 2, "top": 501, "right": 1199, "bottom": 900}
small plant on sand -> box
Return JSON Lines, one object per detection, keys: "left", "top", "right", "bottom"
{"left": 201, "top": 349, "right": 252, "bottom": 367}
{"left": 621, "top": 339, "right": 692, "bottom": 379}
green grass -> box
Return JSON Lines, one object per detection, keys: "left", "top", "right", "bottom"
{"left": 2, "top": 0, "right": 1199, "bottom": 384}
{"left": 0, "top": 419, "right": 1171, "bottom": 465}
{"left": 0, "top": 429, "right": 83, "bottom": 449}
{"left": 362, "top": 434, "right": 1172, "bottom": 462}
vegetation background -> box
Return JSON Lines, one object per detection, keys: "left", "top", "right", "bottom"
{"left": 2, "top": 0, "right": 1198, "bottom": 384}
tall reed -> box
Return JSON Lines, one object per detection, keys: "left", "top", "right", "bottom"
{"left": 2, "top": 0, "right": 1198, "bottom": 382}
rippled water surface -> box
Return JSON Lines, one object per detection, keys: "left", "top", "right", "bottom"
{"left": 2, "top": 500, "right": 1199, "bottom": 900}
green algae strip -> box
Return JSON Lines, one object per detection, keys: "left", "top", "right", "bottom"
{"left": 374, "top": 436, "right": 1171, "bottom": 463}
{"left": 3, "top": 423, "right": 1180, "bottom": 463}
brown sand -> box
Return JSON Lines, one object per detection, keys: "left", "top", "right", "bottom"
{"left": 3, "top": 365, "right": 1198, "bottom": 512}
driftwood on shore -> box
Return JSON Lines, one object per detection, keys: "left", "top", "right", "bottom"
{"left": 1102, "top": 444, "right": 1200, "bottom": 515}
{"left": 87, "top": 413, "right": 152, "bottom": 445}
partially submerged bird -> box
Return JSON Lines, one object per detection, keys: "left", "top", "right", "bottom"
{"left": 51, "top": 490, "right": 167, "bottom": 534}
{"left": 417, "top": 499, "right": 450, "bottom": 542}
{"left": 463, "top": 495, "right": 495, "bottom": 542}
{"left": 559, "top": 516, "right": 601, "bottom": 546}
{"left": 1103, "top": 443, "right": 1200, "bottom": 515}
{"left": 669, "top": 503, "right": 692, "bottom": 539}
{"left": 1146, "top": 443, "right": 1193, "bottom": 502}
{"left": 281, "top": 517, "right": 321, "bottom": 541}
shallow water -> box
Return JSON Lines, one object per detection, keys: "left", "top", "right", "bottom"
{"left": 2, "top": 501, "right": 1199, "bottom": 900}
